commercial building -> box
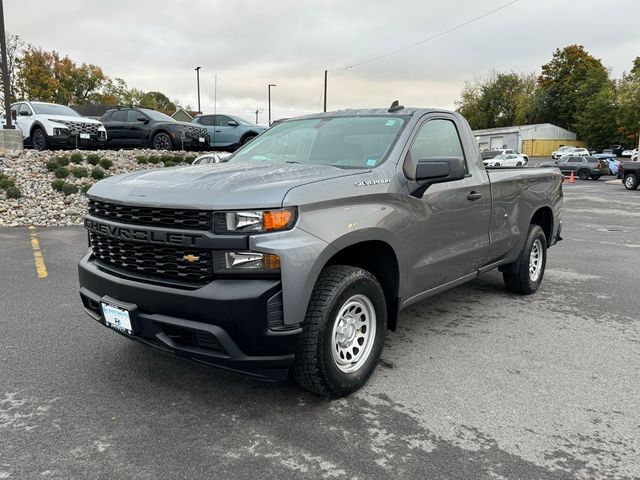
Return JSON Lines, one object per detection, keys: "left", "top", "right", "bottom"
{"left": 473, "top": 123, "right": 587, "bottom": 156}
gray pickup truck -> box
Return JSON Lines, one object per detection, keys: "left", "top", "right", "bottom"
{"left": 78, "top": 104, "right": 563, "bottom": 397}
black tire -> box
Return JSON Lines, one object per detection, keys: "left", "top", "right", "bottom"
{"left": 516, "top": 161, "right": 522, "bottom": 167}
{"left": 31, "top": 127, "right": 48, "bottom": 151}
{"left": 624, "top": 173, "right": 639, "bottom": 190}
{"left": 241, "top": 134, "right": 257, "bottom": 146}
{"left": 591, "top": 175, "right": 601, "bottom": 180}
{"left": 578, "top": 169, "right": 590, "bottom": 180}
{"left": 494, "top": 162, "right": 501, "bottom": 167}
{"left": 502, "top": 224, "right": 547, "bottom": 295}
{"left": 152, "top": 132, "right": 173, "bottom": 150}
{"left": 293, "top": 265, "right": 386, "bottom": 398}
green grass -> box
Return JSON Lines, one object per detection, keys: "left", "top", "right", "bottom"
{"left": 86, "top": 153, "right": 101, "bottom": 166}
{"left": 91, "top": 167, "right": 106, "bottom": 180}
{"left": 51, "top": 179, "right": 65, "bottom": 192}
{"left": 5, "top": 185, "right": 21, "bottom": 199}
{"left": 54, "top": 166, "right": 68, "bottom": 179}
{"left": 71, "top": 166, "right": 89, "bottom": 178}
{"left": 0, "top": 176, "right": 13, "bottom": 190}
{"left": 70, "top": 152, "right": 84, "bottom": 164}
{"left": 99, "top": 158, "right": 113, "bottom": 170}
{"left": 61, "top": 183, "right": 78, "bottom": 195}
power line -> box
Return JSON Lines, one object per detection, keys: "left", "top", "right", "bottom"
{"left": 330, "top": 0, "right": 521, "bottom": 71}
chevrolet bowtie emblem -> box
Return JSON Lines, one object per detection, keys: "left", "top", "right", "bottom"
{"left": 182, "top": 254, "right": 200, "bottom": 263}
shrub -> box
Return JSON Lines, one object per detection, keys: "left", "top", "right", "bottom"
{"left": 56, "top": 155, "right": 70, "bottom": 166}
{"left": 91, "top": 167, "right": 106, "bottom": 180}
{"left": 0, "top": 176, "right": 12, "bottom": 190}
{"left": 5, "top": 185, "right": 21, "bottom": 199}
{"left": 51, "top": 179, "right": 65, "bottom": 192}
{"left": 81, "top": 183, "right": 93, "bottom": 194}
{"left": 71, "top": 166, "right": 89, "bottom": 178}
{"left": 163, "top": 160, "right": 176, "bottom": 167}
{"left": 70, "top": 152, "right": 84, "bottom": 164}
{"left": 184, "top": 155, "right": 197, "bottom": 164}
{"left": 86, "top": 153, "right": 101, "bottom": 166}
{"left": 46, "top": 160, "right": 60, "bottom": 172}
{"left": 54, "top": 166, "right": 68, "bottom": 179}
{"left": 61, "top": 183, "right": 78, "bottom": 195}
{"left": 147, "top": 156, "right": 161, "bottom": 164}
{"left": 160, "top": 154, "right": 175, "bottom": 163}
{"left": 136, "top": 155, "right": 149, "bottom": 164}
{"left": 99, "top": 158, "right": 113, "bottom": 169}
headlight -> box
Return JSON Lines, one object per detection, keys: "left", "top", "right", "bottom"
{"left": 53, "top": 127, "right": 70, "bottom": 136}
{"left": 214, "top": 208, "right": 296, "bottom": 234}
{"left": 214, "top": 251, "right": 280, "bottom": 274}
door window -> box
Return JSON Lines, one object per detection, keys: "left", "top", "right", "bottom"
{"left": 127, "top": 110, "right": 145, "bottom": 122}
{"left": 567, "top": 157, "right": 581, "bottom": 163}
{"left": 110, "top": 110, "right": 127, "bottom": 122}
{"left": 18, "top": 104, "right": 31, "bottom": 115}
{"left": 214, "top": 115, "right": 233, "bottom": 127}
{"left": 197, "top": 116, "right": 215, "bottom": 126}
{"left": 407, "top": 119, "right": 466, "bottom": 174}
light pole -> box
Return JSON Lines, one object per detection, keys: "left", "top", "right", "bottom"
{"left": 195, "top": 66, "right": 201, "bottom": 114}
{"left": 0, "top": 0, "right": 13, "bottom": 129}
{"left": 268, "top": 84, "right": 276, "bottom": 126}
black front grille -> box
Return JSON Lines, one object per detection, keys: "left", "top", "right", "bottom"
{"left": 58, "top": 120, "right": 102, "bottom": 135}
{"left": 89, "top": 232, "right": 213, "bottom": 285}
{"left": 186, "top": 125, "right": 208, "bottom": 138}
{"left": 88, "top": 199, "right": 212, "bottom": 230}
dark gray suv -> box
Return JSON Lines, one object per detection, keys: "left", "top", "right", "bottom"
{"left": 542, "top": 156, "right": 607, "bottom": 180}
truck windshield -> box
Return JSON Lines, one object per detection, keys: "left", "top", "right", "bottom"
{"left": 230, "top": 116, "right": 407, "bottom": 168}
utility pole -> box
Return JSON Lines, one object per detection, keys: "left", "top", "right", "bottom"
{"left": 323, "top": 70, "right": 327, "bottom": 113}
{"left": 255, "top": 109, "right": 259, "bottom": 124}
{"left": 0, "top": 0, "right": 13, "bottom": 129}
{"left": 268, "top": 84, "right": 276, "bottom": 126}
{"left": 194, "top": 66, "right": 201, "bottom": 114}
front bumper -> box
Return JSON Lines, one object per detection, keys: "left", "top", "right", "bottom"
{"left": 49, "top": 133, "right": 107, "bottom": 149}
{"left": 78, "top": 251, "right": 300, "bottom": 381}
{"left": 174, "top": 133, "right": 210, "bottom": 151}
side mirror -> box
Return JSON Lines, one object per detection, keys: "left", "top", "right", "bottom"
{"left": 19, "top": 110, "right": 31, "bottom": 116}
{"left": 137, "top": 117, "right": 149, "bottom": 123}
{"left": 11, "top": 111, "right": 17, "bottom": 120}
{"left": 227, "top": 120, "right": 239, "bottom": 127}
{"left": 408, "top": 157, "right": 466, "bottom": 198}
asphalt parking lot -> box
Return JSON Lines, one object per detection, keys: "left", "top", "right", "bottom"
{"left": 1, "top": 177, "right": 639, "bottom": 479}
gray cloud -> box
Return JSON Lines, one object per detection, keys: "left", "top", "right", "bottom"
{"left": 6, "top": 0, "right": 640, "bottom": 123}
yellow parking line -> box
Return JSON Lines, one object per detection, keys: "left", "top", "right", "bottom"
{"left": 28, "top": 226, "right": 48, "bottom": 279}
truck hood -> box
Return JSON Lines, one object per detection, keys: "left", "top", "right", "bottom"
{"left": 88, "top": 162, "right": 366, "bottom": 210}
{"left": 46, "top": 114, "right": 103, "bottom": 125}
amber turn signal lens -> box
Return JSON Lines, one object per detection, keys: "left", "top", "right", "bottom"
{"left": 263, "top": 209, "right": 294, "bottom": 231}
{"left": 264, "top": 253, "right": 281, "bottom": 270}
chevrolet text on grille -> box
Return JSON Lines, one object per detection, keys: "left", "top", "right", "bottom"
{"left": 84, "top": 218, "right": 203, "bottom": 246}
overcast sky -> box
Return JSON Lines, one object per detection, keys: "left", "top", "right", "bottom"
{"left": 6, "top": 0, "right": 640, "bottom": 124}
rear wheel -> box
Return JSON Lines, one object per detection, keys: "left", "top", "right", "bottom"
{"left": 494, "top": 162, "right": 501, "bottom": 167}
{"left": 516, "top": 161, "right": 523, "bottom": 167}
{"left": 241, "top": 134, "right": 257, "bottom": 146}
{"left": 153, "top": 132, "right": 173, "bottom": 150}
{"left": 31, "top": 127, "right": 48, "bottom": 151}
{"left": 591, "top": 175, "right": 601, "bottom": 180}
{"left": 624, "top": 173, "right": 639, "bottom": 190}
{"left": 578, "top": 169, "right": 590, "bottom": 180}
{"left": 293, "top": 265, "right": 386, "bottom": 398}
{"left": 503, "top": 224, "right": 547, "bottom": 295}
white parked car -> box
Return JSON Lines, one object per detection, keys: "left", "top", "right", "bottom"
{"left": 551, "top": 146, "right": 576, "bottom": 159}
{"left": 483, "top": 153, "right": 528, "bottom": 167}
{"left": 622, "top": 148, "right": 637, "bottom": 158}
{"left": 6, "top": 101, "right": 107, "bottom": 150}
{"left": 191, "top": 152, "right": 231, "bottom": 165}
{"left": 494, "top": 149, "right": 529, "bottom": 162}
{"left": 557, "top": 147, "right": 589, "bottom": 159}
{"left": 631, "top": 150, "right": 638, "bottom": 162}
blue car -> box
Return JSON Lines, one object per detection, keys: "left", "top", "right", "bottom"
{"left": 594, "top": 153, "right": 620, "bottom": 175}
{"left": 191, "top": 114, "right": 266, "bottom": 150}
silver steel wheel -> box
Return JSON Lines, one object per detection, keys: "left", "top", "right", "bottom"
{"left": 331, "top": 294, "right": 376, "bottom": 374}
{"left": 529, "top": 239, "right": 543, "bottom": 282}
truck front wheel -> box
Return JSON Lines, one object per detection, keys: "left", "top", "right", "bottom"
{"left": 293, "top": 265, "right": 386, "bottom": 398}
{"left": 502, "top": 224, "right": 547, "bottom": 295}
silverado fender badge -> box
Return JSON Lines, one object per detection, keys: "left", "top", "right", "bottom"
{"left": 354, "top": 178, "right": 391, "bottom": 187}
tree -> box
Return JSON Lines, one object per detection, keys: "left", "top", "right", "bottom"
{"left": 574, "top": 81, "right": 617, "bottom": 146}
{"left": 456, "top": 72, "right": 537, "bottom": 129}
{"left": 0, "top": 33, "right": 25, "bottom": 101}
{"left": 617, "top": 57, "right": 640, "bottom": 146}
{"left": 537, "top": 45, "right": 609, "bottom": 132}
{"left": 139, "top": 91, "right": 175, "bottom": 113}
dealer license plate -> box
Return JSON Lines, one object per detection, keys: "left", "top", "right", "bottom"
{"left": 101, "top": 303, "right": 133, "bottom": 335}
{"left": 80, "top": 133, "right": 90, "bottom": 140}
{"left": 198, "top": 137, "right": 205, "bottom": 143}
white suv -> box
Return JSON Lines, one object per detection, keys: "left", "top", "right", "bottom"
{"left": 8, "top": 101, "right": 107, "bottom": 150}
{"left": 556, "top": 147, "right": 589, "bottom": 159}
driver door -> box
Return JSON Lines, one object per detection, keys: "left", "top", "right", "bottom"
{"left": 16, "top": 103, "right": 35, "bottom": 139}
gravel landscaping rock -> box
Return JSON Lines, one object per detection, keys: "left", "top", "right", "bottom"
{"left": 0, "top": 149, "right": 215, "bottom": 226}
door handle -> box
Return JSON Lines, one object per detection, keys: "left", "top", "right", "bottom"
{"left": 467, "top": 191, "right": 482, "bottom": 201}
